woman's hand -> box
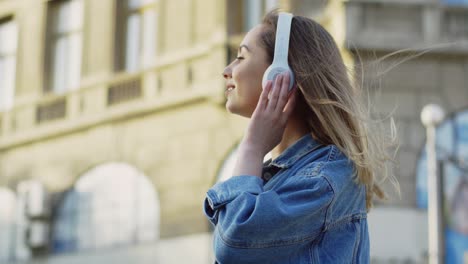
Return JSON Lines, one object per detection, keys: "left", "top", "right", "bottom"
{"left": 242, "top": 72, "right": 298, "bottom": 158}
{"left": 231, "top": 72, "right": 297, "bottom": 178}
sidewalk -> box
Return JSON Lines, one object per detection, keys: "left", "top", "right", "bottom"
{"left": 11, "top": 232, "right": 214, "bottom": 264}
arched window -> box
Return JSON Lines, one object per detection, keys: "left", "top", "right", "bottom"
{"left": 0, "top": 187, "right": 16, "bottom": 262}
{"left": 52, "top": 163, "right": 159, "bottom": 254}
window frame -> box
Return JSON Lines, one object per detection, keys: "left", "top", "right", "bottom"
{"left": 114, "top": 0, "right": 159, "bottom": 73}
{"left": 44, "top": 0, "right": 85, "bottom": 94}
{"left": 0, "top": 16, "right": 18, "bottom": 111}
{"left": 242, "top": 0, "right": 280, "bottom": 32}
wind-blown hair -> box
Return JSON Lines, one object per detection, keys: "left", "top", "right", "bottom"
{"left": 260, "top": 10, "right": 399, "bottom": 210}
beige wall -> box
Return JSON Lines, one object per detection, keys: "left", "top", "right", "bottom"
{"left": 82, "top": 0, "right": 115, "bottom": 77}
{"left": 12, "top": 1, "right": 46, "bottom": 99}
{"left": 0, "top": 96, "right": 248, "bottom": 237}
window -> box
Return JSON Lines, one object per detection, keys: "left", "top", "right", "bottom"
{"left": 243, "top": 0, "right": 280, "bottom": 32}
{"left": 0, "top": 188, "right": 16, "bottom": 262}
{"left": 52, "top": 163, "right": 159, "bottom": 253}
{"left": 0, "top": 18, "right": 17, "bottom": 111}
{"left": 47, "top": 0, "right": 83, "bottom": 94}
{"left": 116, "top": 0, "right": 158, "bottom": 72}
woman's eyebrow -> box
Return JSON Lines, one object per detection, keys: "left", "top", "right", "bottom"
{"left": 238, "top": 44, "right": 251, "bottom": 53}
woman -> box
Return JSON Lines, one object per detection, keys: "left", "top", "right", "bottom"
{"left": 204, "top": 10, "right": 397, "bottom": 264}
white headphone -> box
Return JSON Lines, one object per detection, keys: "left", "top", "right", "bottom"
{"left": 262, "top": 12, "right": 295, "bottom": 91}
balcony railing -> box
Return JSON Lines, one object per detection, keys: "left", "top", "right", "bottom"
{"left": 107, "top": 76, "right": 142, "bottom": 106}
{"left": 0, "top": 31, "right": 227, "bottom": 150}
{"left": 36, "top": 97, "right": 67, "bottom": 124}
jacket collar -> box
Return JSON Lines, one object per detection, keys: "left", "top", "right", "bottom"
{"left": 266, "top": 133, "right": 322, "bottom": 169}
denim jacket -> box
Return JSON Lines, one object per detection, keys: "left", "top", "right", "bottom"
{"left": 204, "top": 134, "right": 370, "bottom": 264}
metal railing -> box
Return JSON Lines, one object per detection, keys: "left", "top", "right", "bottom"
{"left": 107, "top": 76, "right": 142, "bottom": 106}
{"left": 36, "top": 98, "right": 67, "bottom": 124}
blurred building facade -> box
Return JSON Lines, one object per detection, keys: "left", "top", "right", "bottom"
{"left": 0, "top": 0, "right": 467, "bottom": 264}
{"left": 0, "top": 0, "right": 236, "bottom": 263}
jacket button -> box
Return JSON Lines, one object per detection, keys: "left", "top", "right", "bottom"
{"left": 263, "top": 172, "right": 273, "bottom": 181}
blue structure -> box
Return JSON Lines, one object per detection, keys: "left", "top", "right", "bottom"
{"left": 416, "top": 108, "right": 468, "bottom": 264}
{"left": 444, "top": 0, "right": 468, "bottom": 5}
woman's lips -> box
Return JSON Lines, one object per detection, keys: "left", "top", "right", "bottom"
{"left": 225, "top": 85, "right": 235, "bottom": 96}
{"left": 226, "top": 84, "right": 235, "bottom": 91}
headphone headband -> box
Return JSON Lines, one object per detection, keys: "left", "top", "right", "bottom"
{"left": 273, "top": 12, "right": 293, "bottom": 64}
{"left": 261, "top": 12, "right": 295, "bottom": 90}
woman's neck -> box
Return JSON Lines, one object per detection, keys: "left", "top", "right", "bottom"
{"left": 270, "top": 113, "right": 310, "bottom": 161}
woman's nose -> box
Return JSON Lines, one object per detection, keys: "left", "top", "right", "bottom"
{"left": 222, "top": 67, "right": 231, "bottom": 79}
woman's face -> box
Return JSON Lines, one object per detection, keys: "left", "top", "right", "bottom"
{"left": 222, "top": 25, "right": 270, "bottom": 118}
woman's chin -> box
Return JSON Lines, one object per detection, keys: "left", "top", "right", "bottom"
{"left": 225, "top": 100, "right": 238, "bottom": 114}
{"left": 225, "top": 102, "right": 252, "bottom": 118}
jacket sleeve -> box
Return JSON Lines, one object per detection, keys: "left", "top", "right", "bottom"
{"left": 203, "top": 174, "right": 333, "bottom": 247}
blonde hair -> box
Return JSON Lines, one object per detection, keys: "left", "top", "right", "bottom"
{"left": 260, "top": 11, "right": 399, "bottom": 210}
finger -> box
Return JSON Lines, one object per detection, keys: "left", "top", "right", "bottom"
{"left": 275, "top": 72, "right": 290, "bottom": 113}
{"left": 282, "top": 86, "right": 297, "bottom": 120}
{"left": 268, "top": 74, "right": 282, "bottom": 110}
{"left": 257, "top": 80, "right": 272, "bottom": 111}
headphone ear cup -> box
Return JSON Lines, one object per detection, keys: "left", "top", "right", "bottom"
{"left": 262, "top": 65, "right": 295, "bottom": 91}
{"left": 262, "top": 65, "right": 273, "bottom": 89}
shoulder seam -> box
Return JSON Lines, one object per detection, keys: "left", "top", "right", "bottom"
{"left": 326, "top": 145, "right": 337, "bottom": 162}
{"left": 320, "top": 175, "right": 335, "bottom": 230}
{"left": 294, "top": 145, "right": 337, "bottom": 177}
{"left": 324, "top": 213, "right": 367, "bottom": 232}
